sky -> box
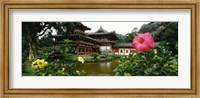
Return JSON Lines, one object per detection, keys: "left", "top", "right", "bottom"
{"left": 82, "top": 22, "right": 150, "bottom": 35}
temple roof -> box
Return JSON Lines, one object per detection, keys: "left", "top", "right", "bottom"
{"left": 50, "top": 34, "right": 99, "bottom": 44}
{"left": 87, "top": 31, "right": 116, "bottom": 36}
{"left": 74, "top": 22, "right": 91, "bottom": 31}
{"left": 87, "top": 26, "right": 118, "bottom": 40}
{"left": 98, "top": 39, "right": 115, "bottom": 44}
{"left": 95, "top": 26, "right": 108, "bottom": 33}
{"left": 113, "top": 43, "right": 133, "bottom": 48}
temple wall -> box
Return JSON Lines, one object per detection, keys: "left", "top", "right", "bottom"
{"left": 99, "top": 46, "right": 112, "bottom": 54}
{"left": 114, "top": 48, "right": 136, "bottom": 55}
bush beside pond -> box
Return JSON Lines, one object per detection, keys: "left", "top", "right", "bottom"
{"left": 81, "top": 54, "right": 117, "bottom": 62}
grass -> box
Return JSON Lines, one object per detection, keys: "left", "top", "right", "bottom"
{"left": 22, "top": 72, "right": 35, "bottom": 76}
{"left": 22, "top": 68, "right": 35, "bottom": 76}
{"left": 23, "top": 60, "right": 36, "bottom": 76}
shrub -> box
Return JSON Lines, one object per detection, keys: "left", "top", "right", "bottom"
{"left": 114, "top": 32, "right": 178, "bottom": 76}
{"left": 114, "top": 41, "right": 178, "bottom": 76}
{"left": 99, "top": 55, "right": 106, "bottom": 58}
{"left": 91, "top": 53, "right": 99, "bottom": 60}
{"left": 29, "top": 39, "right": 87, "bottom": 76}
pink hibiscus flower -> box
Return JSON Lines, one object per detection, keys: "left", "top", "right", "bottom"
{"left": 132, "top": 32, "right": 155, "bottom": 52}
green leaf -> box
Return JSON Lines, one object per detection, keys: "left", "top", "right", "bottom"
{"left": 158, "top": 41, "right": 166, "bottom": 46}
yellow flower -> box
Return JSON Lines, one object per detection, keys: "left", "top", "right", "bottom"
{"left": 78, "top": 57, "right": 84, "bottom": 63}
{"left": 124, "top": 73, "right": 132, "bottom": 76}
{"left": 32, "top": 65, "right": 38, "bottom": 69}
{"left": 76, "top": 70, "right": 80, "bottom": 75}
{"left": 61, "top": 68, "right": 65, "bottom": 72}
{"left": 76, "top": 70, "right": 80, "bottom": 73}
{"left": 31, "top": 59, "right": 39, "bottom": 69}
{"left": 37, "top": 59, "right": 48, "bottom": 68}
{"left": 31, "top": 59, "right": 48, "bottom": 69}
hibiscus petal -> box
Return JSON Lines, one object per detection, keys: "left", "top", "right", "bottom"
{"left": 137, "top": 44, "right": 150, "bottom": 52}
{"left": 132, "top": 32, "right": 155, "bottom": 52}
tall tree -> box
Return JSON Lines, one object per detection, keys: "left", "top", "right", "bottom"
{"left": 22, "top": 22, "right": 76, "bottom": 61}
{"left": 139, "top": 22, "right": 178, "bottom": 54}
{"left": 22, "top": 22, "right": 54, "bottom": 61}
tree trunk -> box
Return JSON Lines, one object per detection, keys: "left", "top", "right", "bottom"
{"left": 28, "top": 32, "right": 36, "bottom": 61}
{"left": 28, "top": 42, "right": 36, "bottom": 61}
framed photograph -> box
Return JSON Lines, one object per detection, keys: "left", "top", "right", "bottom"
{"left": 1, "top": 0, "right": 199, "bottom": 97}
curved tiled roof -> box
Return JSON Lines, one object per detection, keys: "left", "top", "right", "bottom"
{"left": 86, "top": 26, "right": 118, "bottom": 40}
{"left": 113, "top": 43, "right": 133, "bottom": 48}
{"left": 95, "top": 26, "right": 108, "bottom": 33}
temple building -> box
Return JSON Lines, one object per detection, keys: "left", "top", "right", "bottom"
{"left": 51, "top": 22, "right": 100, "bottom": 55}
{"left": 113, "top": 43, "right": 136, "bottom": 55}
{"left": 51, "top": 22, "right": 135, "bottom": 55}
{"left": 87, "top": 26, "right": 118, "bottom": 54}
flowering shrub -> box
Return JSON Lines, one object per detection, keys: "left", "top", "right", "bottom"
{"left": 78, "top": 57, "right": 84, "bottom": 63}
{"left": 32, "top": 59, "right": 48, "bottom": 69}
{"left": 31, "top": 57, "right": 86, "bottom": 76}
{"left": 91, "top": 53, "right": 99, "bottom": 60}
{"left": 114, "top": 32, "right": 178, "bottom": 76}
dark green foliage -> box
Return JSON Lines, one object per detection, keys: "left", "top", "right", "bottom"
{"left": 116, "top": 22, "right": 178, "bottom": 55}
{"left": 123, "top": 32, "right": 137, "bottom": 43}
{"left": 22, "top": 37, "right": 29, "bottom": 73}
{"left": 116, "top": 32, "right": 137, "bottom": 43}
{"left": 139, "top": 22, "right": 178, "bottom": 55}
{"left": 22, "top": 60, "right": 35, "bottom": 75}
{"left": 91, "top": 53, "right": 99, "bottom": 60}
{"left": 22, "top": 22, "right": 77, "bottom": 74}
{"left": 23, "top": 22, "right": 178, "bottom": 76}
{"left": 33, "top": 39, "right": 86, "bottom": 76}
{"left": 139, "top": 22, "right": 162, "bottom": 33}
{"left": 39, "top": 36, "right": 54, "bottom": 47}
{"left": 53, "top": 22, "right": 75, "bottom": 36}
{"left": 22, "top": 22, "right": 76, "bottom": 60}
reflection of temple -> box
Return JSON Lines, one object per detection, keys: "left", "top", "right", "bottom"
{"left": 87, "top": 26, "right": 118, "bottom": 54}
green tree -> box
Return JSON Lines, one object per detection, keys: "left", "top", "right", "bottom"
{"left": 139, "top": 22, "right": 178, "bottom": 54}
{"left": 116, "top": 27, "right": 138, "bottom": 43}
{"left": 22, "top": 22, "right": 56, "bottom": 61}
{"left": 22, "top": 22, "right": 76, "bottom": 61}
{"left": 124, "top": 32, "right": 137, "bottom": 42}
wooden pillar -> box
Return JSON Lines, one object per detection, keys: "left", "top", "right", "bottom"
{"left": 76, "top": 44, "right": 79, "bottom": 55}
{"left": 84, "top": 45, "right": 86, "bottom": 54}
{"left": 88, "top": 47, "right": 90, "bottom": 54}
{"left": 86, "top": 47, "right": 87, "bottom": 54}
{"left": 89, "top": 47, "right": 91, "bottom": 54}
{"left": 90, "top": 45, "right": 92, "bottom": 54}
{"left": 97, "top": 47, "right": 99, "bottom": 53}
{"left": 87, "top": 47, "right": 89, "bottom": 54}
{"left": 90, "top": 47, "right": 92, "bottom": 54}
{"left": 90, "top": 47, "right": 91, "bottom": 54}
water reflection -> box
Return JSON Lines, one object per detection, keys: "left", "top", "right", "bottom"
{"left": 78, "top": 60, "right": 119, "bottom": 76}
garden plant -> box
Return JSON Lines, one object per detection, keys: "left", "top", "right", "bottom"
{"left": 114, "top": 32, "right": 178, "bottom": 76}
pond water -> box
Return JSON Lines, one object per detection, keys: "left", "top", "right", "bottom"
{"left": 78, "top": 60, "right": 119, "bottom": 76}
